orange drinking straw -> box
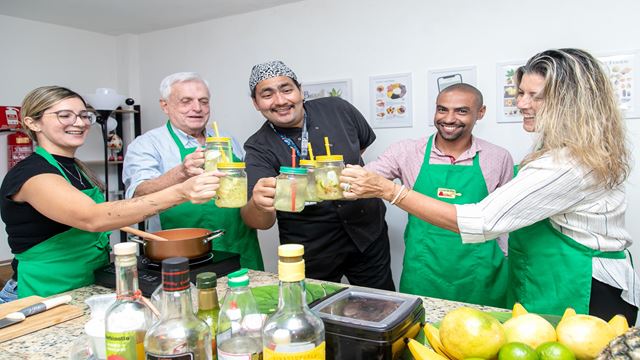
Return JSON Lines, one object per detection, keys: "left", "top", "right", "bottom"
{"left": 307, "top": 143, "right": 315, "bottom": 161}
{"left": 212, "top": 121, "right": 228, "bottom": 162}
{"left": 290, "top": 147, "right": 297, "bottom": 211}
{"left": 324, "top": 137, "right": 331, "bottom": 156}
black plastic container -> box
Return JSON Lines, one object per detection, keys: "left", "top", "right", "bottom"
{"left": 311, "top": 287, "right": 424, "bottom": 360}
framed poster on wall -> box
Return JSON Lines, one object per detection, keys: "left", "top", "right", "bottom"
{"left": 426, "top": 66, "right": 477, "bottom": 125}
{"left": 496, "top": 61, "right": 526, "bottom": 123}
{"left": 598, "top": 50, "right": 640, "bottom": 119}
{"left": 369, "top": 72, "right": 412, "bottom": 128}
{"left": 303, "top": 79, "right": 352, "bottom": 103}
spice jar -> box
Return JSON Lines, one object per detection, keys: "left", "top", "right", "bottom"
{"left": 204, "top": 136, "right": 232, "bottom": 172}
{"left": 274, "top": 166, "right": 308, "bottom": 212}
{"left": 315, "top": 155, "right": 345, "bottom": 200}
{"left": 215, "top": 162, "right": 248, "bottom": 208}
{"left": 299, "top": 159, "right": 322, "bottom": 203}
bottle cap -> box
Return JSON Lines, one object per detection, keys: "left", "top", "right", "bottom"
{"left": 227, "top": 268, "right": 250, "bottom": 288}
{"left": 279, "top": 166, "right": 307, "bottom": 175}
{"left": 217, "top": 162, "right": 245, "bottom": 169}
{"left": 205, "top": 136, "right": 231, "bottom": 143}
{"left": 278, "top": 244, "right": 304, "bottom": 257}
{"left": 161, "top": 257, "right": 190, "bottom": 292}
{"left": 316, "top": 155, "right": 344, "bottom": 162}
{"left": 113, "top": 242, "right": 137, "bottom": 256}
{"left": 278, "top": 244, "right": 305, "bottom": 282}
{"left": 196, "top": 272, "right": 217, "bottom": 289}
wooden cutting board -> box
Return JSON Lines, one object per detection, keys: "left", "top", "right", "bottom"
{"left": 0, "top": 295, "right": 84, "bottom": 343}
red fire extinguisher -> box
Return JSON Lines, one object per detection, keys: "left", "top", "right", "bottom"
{"left": 7, "top": 132, "right": 33, "bottom": 169}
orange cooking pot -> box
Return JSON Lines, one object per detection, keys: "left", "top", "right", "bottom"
{"left": 128, "top": 228, "right": 224, "bottom": 262}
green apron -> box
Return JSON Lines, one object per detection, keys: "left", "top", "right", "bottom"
{"left": 159, "top": 122, "right": 264, "bottom": 270}
{"left": 15, "top": 147, "right": 110, "bottom": 298}
{"left": 400, "top": 135, "right": 508, "bottom": 307}
{"left": 508, "top": 166, "right": 626, "bottom": 315}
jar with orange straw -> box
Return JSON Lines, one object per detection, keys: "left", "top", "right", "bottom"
{"left": 204, "top": 121, "right": 232, "bottom": 172}
{"left": 274, "top": 167, "right": 308, "bottom": 212}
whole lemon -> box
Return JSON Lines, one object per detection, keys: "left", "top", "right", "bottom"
{"left": 536, "top": 342, "right": 575, "bottom": 360}
{"left": 439, "top": 307, "right": 506, "bottom": 360}
{"left": 504, "top": 313, "right": 557, "bottom": 349}
{"left": 555, "top": 314, "right": 615, "bottom": 360}
{"left": 498, "top": 342, "right": 539, "bottom": 360}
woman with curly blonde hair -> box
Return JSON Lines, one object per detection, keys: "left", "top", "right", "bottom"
{"left": 341, "top": 48, "right": 639, "bottom": 323}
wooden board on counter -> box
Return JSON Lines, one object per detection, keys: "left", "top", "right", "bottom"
{"left": 0, "top": 295, "right": 83, "bottom": 343}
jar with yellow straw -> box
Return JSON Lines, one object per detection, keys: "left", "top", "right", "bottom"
{"left": 204, "top": 122, "right": 232, "bottom": 172}
{"left": 315, "top": 137, "right": 345, "bottom": 200}
{"left": 300, "top": 142, "right": 322, "bottom": 203}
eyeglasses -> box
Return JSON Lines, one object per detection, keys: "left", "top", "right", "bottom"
{"left": 43, "top": 110, "right": 97, "bottom": 125}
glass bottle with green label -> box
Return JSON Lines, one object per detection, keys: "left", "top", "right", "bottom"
{"left": 262, "top": 244, "right": 325, "bottom": 359}
{"left": 105, "top": 242, "right": 155, "bottom": 360}
{"left": 145, "top": 257, "right": 212, "bottom": 360}
{"left": 197, "top": 272, "right": 220, "bottom": 360}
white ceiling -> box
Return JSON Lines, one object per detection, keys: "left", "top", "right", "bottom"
{"left": 0, "top": 0, "right": 305, "bottom": 35}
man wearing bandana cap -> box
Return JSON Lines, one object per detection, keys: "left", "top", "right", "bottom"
{"left": 241, "top": 60, "right": 395, "bottom": 290}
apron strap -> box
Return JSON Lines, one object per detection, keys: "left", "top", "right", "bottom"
{"left": 595, "top": 250, "right": 627, "bottom": 259}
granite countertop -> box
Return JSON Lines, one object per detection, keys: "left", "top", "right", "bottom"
{"left": 0, "top": 270, "right": 506, "bottom": 359}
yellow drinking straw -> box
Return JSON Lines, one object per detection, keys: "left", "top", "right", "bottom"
{"left": 212, "top": 121, "right": 229, "bottom": 162}
{"left": 307, "top": 143, "right": 315, "bottom": 161}
{"left": 324, "top": 136, "right": 331, "bottom": 156}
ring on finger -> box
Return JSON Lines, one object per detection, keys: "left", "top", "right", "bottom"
{"left": 341, "top": 183, "right": 352, "bottom": 192}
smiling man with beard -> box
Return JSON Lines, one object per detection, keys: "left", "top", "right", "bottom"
{"left": 241, "top": 60, "right": 395, "bottom": 290}
{"left": 364, "top": 83, "right": 513, "bottom": 307}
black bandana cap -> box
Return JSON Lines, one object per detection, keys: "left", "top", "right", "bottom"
{"left": 249, "top": 60, "right": 298, "bottom": 93}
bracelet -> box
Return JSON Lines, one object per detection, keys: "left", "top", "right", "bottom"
{"left": 390, "top": 185, "right": 406, "bottom": 205}
{"left": 395, "top": 187, "right": 411, "bottom": 205}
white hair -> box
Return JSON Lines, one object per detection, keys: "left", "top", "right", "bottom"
{"left": 159, "top": 72, "right": 210, "bottom": 100}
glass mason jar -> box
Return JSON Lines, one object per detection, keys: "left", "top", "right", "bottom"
{"left": 204, "top": 136, "right": 232, "bottom": 172}
{"left": 215, "top": 162, "right": 248, "bottom": 208}
{"left": 299, "top": 159, "right": 322, "bottom": 203}
{"left": 315, "top": 155, "right": 345, "bottom": 200}
{"left": 274, "top": 166, "right": 308, "bottom": 213}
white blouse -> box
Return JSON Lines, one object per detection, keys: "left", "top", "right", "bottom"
{"left": 456, "top": 148, "right": 640, "bottom": 308}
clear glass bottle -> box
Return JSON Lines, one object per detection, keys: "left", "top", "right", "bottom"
{"left": 105, "top": 242, "right": 154, "bottom": 360}
{"left": 204, "top": 137, "right": 232, "bottom": 172}
{"left": 314, "top": 155, "right": 345, "bottom": 200}
{"left": 215, "top": 162, "right": 248, "bottom": 208}
{"left": 197, "top": 272, "right": 220, "bottom": 360}
{"left": 217, "top": 268, "right": 263, "bottom": 360}
{"left": 274, "top": 166, "right": 308, "bottom": 213}
{"left": 145, "top": 257, "right": 212, "bottom": 360}
{"left": 299, "top": 160, "right": 322, "bottom": 203}
{"left": 262, "top": 244, "right": 325, "bottom": 359}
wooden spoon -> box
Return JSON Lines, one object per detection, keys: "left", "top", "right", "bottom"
{"left": 120, "top": 226, "right": 169, "bottom": 242}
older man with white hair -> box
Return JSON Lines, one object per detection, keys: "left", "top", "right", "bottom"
{"left": 123, "top": 72, "right": 264, "bottom": 270}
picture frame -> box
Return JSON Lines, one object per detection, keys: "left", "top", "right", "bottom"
{"left": 597, "top": 50, "right": 640, "bottom": 119}
{"left": 496, "top": 60, "right": 526, "bottom": 123}
{"left": 369, "top": 72, "right": 413, "bottom": 128}
{"left": 426, "top": 66, "right": 478, "bottom": 125}
{"left": 302, "top": 79, "right": 352, "bottom": 103}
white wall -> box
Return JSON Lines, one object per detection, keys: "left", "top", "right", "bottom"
{"left": 134, "top": 0, "right": 640, "bottom": 284}
{"left": 0, "top": 15, "right": 121, "bottom": 261}
{"left": 1, "top": 0, "right": 640, "bottom": 288}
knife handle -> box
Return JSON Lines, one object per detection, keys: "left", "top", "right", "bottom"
{"left": 19, "top": 295, "right": 72, "bottom": 317}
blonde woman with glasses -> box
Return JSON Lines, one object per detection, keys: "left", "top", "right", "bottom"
{"left": 340, "top": 48, "right": 639, "bottom": 323}
{"left": 0, "top": 86, "right": 221, "bottom": 302}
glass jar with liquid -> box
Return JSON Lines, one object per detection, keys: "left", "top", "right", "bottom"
{"left": 215, "top": 162, "right": 248, "bottom": 208}
{"left": 299, "top": 160, "right": 321, "bottom": 203}
{"left": 274, "top": 167, "right": 308, "bottom": 213}
{"left": 315, "top": 155, "right": 345, "bottom": 200}
{"left": 204, "top": 137, "right": 232, "bottom": 172}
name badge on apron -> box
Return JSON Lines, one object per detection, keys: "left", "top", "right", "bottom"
{"left": 437, "top": 187, "right": 462, "bottom": 199}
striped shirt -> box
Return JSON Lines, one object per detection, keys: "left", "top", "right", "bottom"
{"left": 456, "top": 148, "right": 640, "bottom": 307}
